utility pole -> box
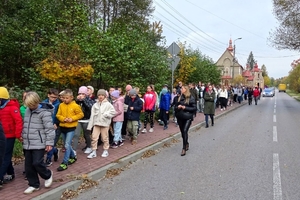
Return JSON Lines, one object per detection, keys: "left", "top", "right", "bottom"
{"left": 233, "top": 37, "right": 242, "bottom": 81}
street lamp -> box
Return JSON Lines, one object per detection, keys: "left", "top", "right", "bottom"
{"left": 232, "top": 37, "right": 242, "bottom": 80}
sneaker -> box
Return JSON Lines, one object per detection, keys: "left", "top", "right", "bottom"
{"left": 87, "top": 150, "right": 97, "bottom": 159}
{"left": 24, "top": 186, "right": 39, "bottom": 194}
{"left": 220, "top": 108, "right": 223, "bottom": 111}
{"left": 141, "top": 128, "right": 147, "bottom": 133}
{"left": 149, "top": 128, "right": 154, "bottom": 133}
{"left": 131, "top": 140, "right": 137, "bottom": 145}
{"left": 118, "top": 140, "right": 124, "bottom": 147}
{"left": 0, "top": 180, "right": 3, "bottom": 188}
{"left": 53, "top": 149, "right": 59, "bottom": 162}
{"left": 44, "top": 170, "right": 53, "bottom": 188}
{"left": 84, "top": 147, "right": 93, "bottom": 154}
{"left": 101, "top": 150, "right": 109, "bottom": 157}
{"left": 57, "top": 163, "right": 68, "bottom": 171}
{"left": 45, "top": 159, "right": 52, "bottom": 167}
{"left": 3, "top": 174, "right": 15, "bottom": 184}
{"left": 73, "top": 150, "right": 77, "bottom": 156}
{"left": 163, "top": 126, "right": 168, "bottom": 130}
{"left": 68, "top": 157, "right": 77, "bottom": 165}
{"left": 111, "top": 142, "right": 118, "bottom": 149}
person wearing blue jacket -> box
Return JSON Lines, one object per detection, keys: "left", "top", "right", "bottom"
{"left": 43, "top": 88, "right": 61, "bottom": 166}
{"left": 159, "top": 88, "right": 171, "bottom": 130}
{"left": 126, "top": 89, "right": 143, "bottom": 145}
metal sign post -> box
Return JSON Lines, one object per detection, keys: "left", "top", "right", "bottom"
{"left": 167, "top": 42, "right": 180, "bottom": 87}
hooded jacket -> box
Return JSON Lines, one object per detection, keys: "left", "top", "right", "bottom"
{"left": 143, "top": 91, "right": 156, "bottom": 111}
{"left": 87, "top": 98, "right": 116, "bottom": 129}
{"left": 0, "top": 99, "right": 23, "bottom": 139}
{"left": 22, "top": 102, "right": 55, "bottom": 150}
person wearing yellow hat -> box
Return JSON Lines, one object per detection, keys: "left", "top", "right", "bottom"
{"left": 0, "top": 87, "right": 23, "bottom": 187}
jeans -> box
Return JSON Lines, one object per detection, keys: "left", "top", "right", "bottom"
{"left": 73, "top": 122, "right": 90, "bottom": 150}
{"left": 113, "top": 122, "right": 123, "bottom": 143}
{"left": 177, "top": 119, "right": 192, "bottom": 150}
{"left": 199, "top": 98, "right": 204, "bottom": 112}
{"left": 61, "top": 130, "right": 76, "bottom": 164}
{"left": 205, "top": 114, "right": 214, "bottom": 125}
{"left": 24, "top": 149, "right": 52, "bottom": 188}
{"left": 0, "top": 131, "right": 6, "bottom": 167}
{"left": 46, "top": 127, "right": 61, "bottom": 160}
{"left": 0, "top": 138, "right": 15, "bottom": 180}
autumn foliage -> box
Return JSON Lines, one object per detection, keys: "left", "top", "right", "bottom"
{"left": 37, "top": 44, "right": 94, "bottom": 86}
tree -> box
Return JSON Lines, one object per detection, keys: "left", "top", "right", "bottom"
{"left": 264, "top": 76, "right": 271, "bottom": 87}
{"left": 174, "top": 42, "right": 221, "bottom": 86}
{"left": 246, "top": 51, "right": 256, "bottom": 70}
{"left": 261, "top": 64, "right": 268, "bottom": 77}
{"left": 287, "top": 64, "right": 300, "bottom": 92}
{"left": 270, "top": 0, "right": 300, "bottom": 50}
{"left": 232, "top": 75, "right": 245, "bottom": 86}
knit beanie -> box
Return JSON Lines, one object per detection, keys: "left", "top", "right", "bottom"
{"left": 111, "top": 90, "right": 120, "bottom": 98}
{"left": 0, "top": 87, "right": 9, "bottom": 99}
{"left": 87, "top": 86, "right": 94, "bottom": 93}
{"left": 125, "top": 85, "right": 132, "bottom": 91}
{"left": 78, "top": 86, "right": 88, "bottom": 95}
{"left": 129, "top": 89, "right": 137, "bottom": 96}
{"left": 97, "top": 89, "right": 107, "bottom": 97}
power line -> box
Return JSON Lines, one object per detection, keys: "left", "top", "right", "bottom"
{"left": 185, "top": 0, "right": 266, "bottom": 40}
{"left": 153, "top": 13, "right": 225, "bottom": 54}
{"left": 153, "top": 0, "right": 226, "bottom": 52}
{"left": 160, "top": 0, "right": 227, "bottom": 47}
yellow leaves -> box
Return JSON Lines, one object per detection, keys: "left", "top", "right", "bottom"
{"left": 176, "top": 42, "right": 197, "bottom": 84}
{"left": 37, "top": 59, "right": 94, "bottom": 86}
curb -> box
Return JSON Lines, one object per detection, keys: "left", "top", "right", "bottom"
{"left": 32, "top": 103, "right": 245, "bottom": 200}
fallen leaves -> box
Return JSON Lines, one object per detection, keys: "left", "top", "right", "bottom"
{"left": 60, "top": 174, "right": 99, "bottom": 200}
{"left": 141, "top": 150, "right": 156, "bottom": 158}
{"left": 105, "top": 168, "right": 123, "bottom": 179}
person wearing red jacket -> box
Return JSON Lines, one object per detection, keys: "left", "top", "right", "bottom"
{"left": 0, "top": 87, "right": 23, "bottom": 187}
{"left": 141, "top": 85, "right": 157, "bottom": 133}
{"left": 253, "top": 87, "right": 260, "bottom": 105}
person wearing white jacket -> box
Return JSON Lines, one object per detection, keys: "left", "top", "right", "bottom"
{"left": 87, "top": 89, "right": 116, "bottom": 158}
{"left": 218, "top": 85, "right": 228, "bottom": 111}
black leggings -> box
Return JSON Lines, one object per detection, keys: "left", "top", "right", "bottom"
{"left": 144, "top": 111, "right": 154, "bottom": 128}
{"left": 177, "top": 119, "right": 192, "bottom": 150}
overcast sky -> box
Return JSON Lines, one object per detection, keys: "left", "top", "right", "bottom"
{"left": 151, "top": 0, "right": 300, "bottom": 79}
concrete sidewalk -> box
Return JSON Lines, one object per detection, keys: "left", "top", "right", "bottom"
{"left": 0, "top": 102, "right": 245, "bottom": 200}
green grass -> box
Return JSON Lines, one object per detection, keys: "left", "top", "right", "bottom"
{"left": 286, "top": 89, "right": 300, "bottom": 101}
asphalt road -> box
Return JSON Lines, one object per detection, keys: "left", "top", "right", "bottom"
{"left": 75, "top": 91, "right": 300, "bottom": 200}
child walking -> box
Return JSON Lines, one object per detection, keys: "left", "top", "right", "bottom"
{"left": 110, "top": 90, "right": 124, "bottom": 148}
{"left": 56, "top": 89, "right": 84, "bottom": 171}
{"left": 22, "top": 92, "right": 55, "bottom": 194}
{"left": 87, "top": 89, "right": 116, "bottom": 158}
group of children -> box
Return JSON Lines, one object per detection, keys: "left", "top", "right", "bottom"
{"left": 0, "top": 83, "right": 180, "bottom": 194}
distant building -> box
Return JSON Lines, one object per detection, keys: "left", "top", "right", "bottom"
{"left": 216, "top": 39, "right": 264, "bottom": 88}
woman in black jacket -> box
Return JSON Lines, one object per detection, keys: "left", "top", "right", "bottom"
{"left": 175, "top": 85, "right": 197, "bottom": 156}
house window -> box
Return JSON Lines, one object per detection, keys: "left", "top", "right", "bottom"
{"left": 258, "top": 73, "right": 260, "bottom": 78}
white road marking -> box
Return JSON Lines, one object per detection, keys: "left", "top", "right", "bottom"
{"left": 273, "top": 153, "right": 283, "bottom": 200}
{"left": 273, "top": 115, "right": 276, "bottom": 123}
{"left": 273, "top": 126, "right": 277, "bottom": 142}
